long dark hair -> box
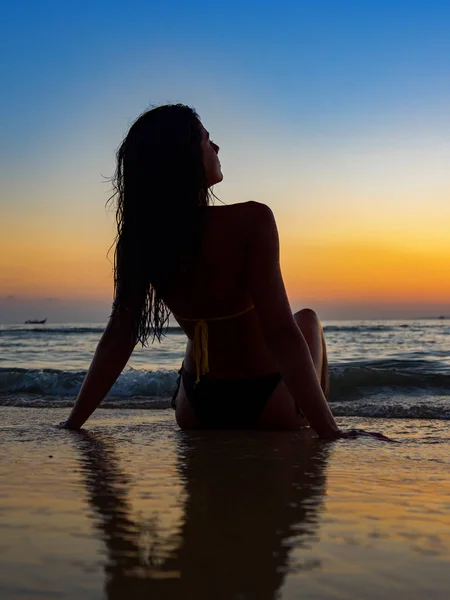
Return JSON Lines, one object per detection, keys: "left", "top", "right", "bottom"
{"left": 108, "top": 104, "right": 213, "bottom": 345}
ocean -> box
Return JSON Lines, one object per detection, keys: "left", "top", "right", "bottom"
{"left": 2, "top": 319, "right": 450, "bottom": 598}
{"left": 1, "top": 319, "right": 449, "bottom": 419}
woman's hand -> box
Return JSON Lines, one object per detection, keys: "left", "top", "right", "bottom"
{"left": 322, "top": 428, "right": 398, "bottom": 443}
{"left": 56, "top": 420, "right": 80, "bottom": 430}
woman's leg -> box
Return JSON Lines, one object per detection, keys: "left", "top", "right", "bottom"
{"left": 259, "top": 308, "right": 329, "bottom": 430}
{"left": 293, "top": 309, "right": 329, "bottom": 398}
{"left": 175, "top": 375, "right": 203, "bottom": 429}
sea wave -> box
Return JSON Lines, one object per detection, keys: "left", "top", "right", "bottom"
{"left": 0, "top": 367, "right": 178, "bottom": 398}
{"left": 330, "top": 360, "right": 450, "bottom": 400}
{"left": 324, "top": 325, "right": 400, "bottom": 332}
{"left": 0, "top": 326, "right": 184, "bottom": 336}
{"left": 4, "top": 323, "right": 447, "bottom": 337}
{"left": 1, "top": 360, "right": 449, "bottom": 401}
{"left": 332, "top": 400, "right": 450, "bottom": 420}
{"left": 0, "top": 324, "right": 410, "bottom": 336}
{"left": 2, "top": 395, "right": 450, "bottom": 420}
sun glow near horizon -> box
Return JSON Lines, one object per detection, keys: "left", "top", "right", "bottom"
{"left": 1, "top": 212, "right": 449, "bottom": 316}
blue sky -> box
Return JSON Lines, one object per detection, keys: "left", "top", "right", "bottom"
{"left": 1, "top": 0, "right": 450, "bottom": 321}
{"left": 4, "top": 0, "right": 450, "bottom": 164}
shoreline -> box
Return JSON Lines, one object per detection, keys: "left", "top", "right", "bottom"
{"left": 1, "top": 407, "right": 450, "bottom": 599}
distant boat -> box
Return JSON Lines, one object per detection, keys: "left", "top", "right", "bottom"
{"left": 24, "top": 318, "right": 47, "bottom": 324}
{"left": 438, "top": 316, "right": 446, "bottom": 320}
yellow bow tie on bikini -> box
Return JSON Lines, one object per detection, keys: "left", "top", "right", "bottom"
{"left": 177, "top": 304, "right": 255, "bottom": 383}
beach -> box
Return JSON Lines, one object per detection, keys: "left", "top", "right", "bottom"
{"left": 4, "top": 0, "right": 450, "bottom": 596}
{"left": 1, "top": 320, "right": 449, "bottom": 598}
{"left": 1, "top": 406, "right": 450, "bottom": 599}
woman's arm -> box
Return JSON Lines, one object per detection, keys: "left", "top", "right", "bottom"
{"left": 63, "top": 315, "right": 137, "bottom": 429}
{"left": 247, "top": 202, "right": 340, "bottom": 438}
{"left": 264, "top": 324, "right": 339, "bottom": 437}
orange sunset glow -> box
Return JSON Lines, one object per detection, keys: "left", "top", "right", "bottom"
{"left": 1, "top": 1, "right": 449, "bottom": 323}
{"left": 1, "top": 216, "right": 449, "bottom": 321}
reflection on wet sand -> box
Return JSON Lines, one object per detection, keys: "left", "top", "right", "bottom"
{"left": 76, "top": 430, "right": 330, "bottom": 600}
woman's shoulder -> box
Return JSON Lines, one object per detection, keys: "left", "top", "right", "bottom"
{"left": 228, "top": 202, "right": 277, "bottom": 243}
{"left": 236, "top": 201, "right": 276, "bottom": 232}
{"left": 229, "top": 200, "right": 272, "bottom": 212}
{"left": 204, "top": 202, "right": 276, "bottom": 246}
{"left": 213, "top": 201, "right": 274, "bottom": 222}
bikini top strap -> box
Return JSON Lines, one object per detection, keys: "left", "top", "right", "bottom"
{"left": 175, "top": 304, "right": 255, "bottom": 384}
{"left": 177, "top": 303, "right": 255, "bottom": 323}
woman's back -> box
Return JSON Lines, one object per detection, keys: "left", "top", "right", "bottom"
{"left": 164, "top": 202, "right": 278, "bottom": 379}
{"left": 60, "top": 103, "right": 349, "bottom": 438}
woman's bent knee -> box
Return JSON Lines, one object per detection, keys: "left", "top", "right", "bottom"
{"left": 294, "top": 308, "right": 319, "bottom": 326}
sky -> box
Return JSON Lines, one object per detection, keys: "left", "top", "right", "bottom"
{"left": 1, "top": 0, "right": 449, "bottom": 322}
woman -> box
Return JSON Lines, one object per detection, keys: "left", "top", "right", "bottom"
{"left": 60, "top": 104, "right": 374, "bottom": 439}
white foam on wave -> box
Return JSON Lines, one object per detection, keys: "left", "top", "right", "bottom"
{"left": 0, "top": 367, "right": 179, "bottom": 398}
{"left": 2, "top": 391, "right": 450, "bottom": 420}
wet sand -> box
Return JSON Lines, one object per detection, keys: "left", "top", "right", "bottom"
{"left": 1, "top": 407, "right": 450, "bottom": 599}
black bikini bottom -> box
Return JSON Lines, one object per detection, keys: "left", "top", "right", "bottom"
{"left": 171, "top": 366, "right": 282, "bottom": 429}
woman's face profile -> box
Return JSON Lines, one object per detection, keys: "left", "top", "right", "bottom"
{"left": 200, "top": 123, "right": 223, "bottom": 187}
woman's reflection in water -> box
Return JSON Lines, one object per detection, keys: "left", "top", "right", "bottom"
{"left": 76, "top": 429, "right": 331, "bottom": 600}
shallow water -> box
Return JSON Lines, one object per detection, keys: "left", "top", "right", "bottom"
{"left": 2, "top": 320, "right": 449, "bottom": 372}
{"left": 1, "top": 407, "right": 450, "bottom": 599}
{"left": 1, "top": 320, "right": 450, "bottom": 420}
